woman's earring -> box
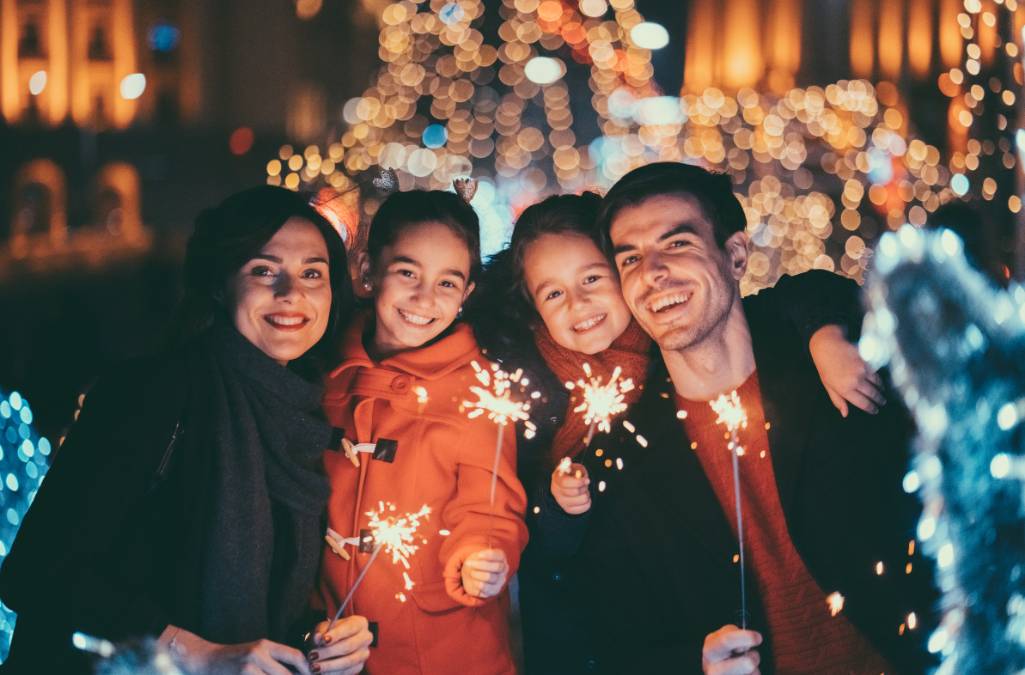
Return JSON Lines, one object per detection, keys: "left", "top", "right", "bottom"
{"left": 362, "top": 277, "right": 372, "bottom": 291}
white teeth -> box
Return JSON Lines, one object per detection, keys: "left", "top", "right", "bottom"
{"left": 649, "top": 292, "right": 692, "bottom": 313}
{"left": 398, "top": 309, "right": 433, "bottom": 326}
{"left": 573, "top": 314, "right": 607, "bottom": 332}
{"left": 267, "top": 315, "right": 305, "bottom": 326}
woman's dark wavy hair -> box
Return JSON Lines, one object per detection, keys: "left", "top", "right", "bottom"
{"left": 171, "top": 185, "right": 353, "bottom": 373}
{"left": 366, "top": 189, "right": 482, "bottom": 283}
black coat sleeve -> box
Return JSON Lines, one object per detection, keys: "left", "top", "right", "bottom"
{"left": 574, "top": 490, "right": 708, "bottom": 674}
{"left": 528, "top": 481, "right": 592, "bottom": 560}
{"left": 0, "top": 365, "right": 182, "bottom": 645}
{"left": 751, "top": 270, "right": 863, "bottom": 344}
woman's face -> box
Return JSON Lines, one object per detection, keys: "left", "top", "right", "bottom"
{"left": 369, "top": 220, "right": 474, "bottom": 357}
{"left": 230, "top": 217, "right": 332, "bottom": 365}
{"left": 522, "top": 232, "right": 632, "bottom": 355}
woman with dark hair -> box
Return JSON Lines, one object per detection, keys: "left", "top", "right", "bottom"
{"left": 0, "top": 186, "right": 372, "bottom": 675}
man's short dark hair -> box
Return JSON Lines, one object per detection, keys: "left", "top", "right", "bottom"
{"left": 596, "top": 162, "right": 747, "bottom": 255}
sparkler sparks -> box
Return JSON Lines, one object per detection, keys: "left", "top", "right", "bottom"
{"left": 710, "top": 391, "right": 748, "bottom": 435}
{"left": 463, "top": 361, "right": 536, "bottom": 436}
{"left": 329, "top": 502, "right": 431, "bottom": 627}
{"left": 557, "top": 456, "right": 573, "bottom": 475}
{"left": 566, "top": 363, "right": 635, "bottom": 445}
{"left": 826, "top": 591, "right": 846, "bottom": 617}
{"left": 366, "top": 502, "right": 432, "bottom": 570}
{"left": 414, "top": 386, "right": 429, "bottom": 405}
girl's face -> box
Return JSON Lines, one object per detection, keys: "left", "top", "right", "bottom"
{"left": 230, "top": 217, "right": 332, "bottom": 365}
{"left": 522, "top": 232, "right": 632, "bottom": 355}
{"left": 368, "top": 221, "right": 475, "bottom": 357}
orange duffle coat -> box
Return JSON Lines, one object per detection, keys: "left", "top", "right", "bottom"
{"left": 318, "top": 314, "right": 528, "bottom": 675}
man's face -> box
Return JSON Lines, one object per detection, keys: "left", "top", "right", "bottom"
{"left": 609, "top": 194, "right": 747, "bottom": 352}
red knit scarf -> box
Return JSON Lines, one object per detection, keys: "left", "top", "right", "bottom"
{"left": 533, "top": 319, "right": 651, "bottom": 466}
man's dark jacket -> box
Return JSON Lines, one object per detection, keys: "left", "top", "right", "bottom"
{"left": 574, "top": 289, "right": 939, "bottom": 674}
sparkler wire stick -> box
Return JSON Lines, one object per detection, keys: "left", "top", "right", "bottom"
{"left": 485, "top": 429, "right": 504, "bottom": 548}
{"left": 730, "top": 445, "right": 748, "bottom": 630}
{"left": 328, "top": 545, "right": 383, "bottom": 629}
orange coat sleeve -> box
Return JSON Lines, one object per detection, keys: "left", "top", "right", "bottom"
{"left": 439, "top": 416, "right": 528, "bottom": 607}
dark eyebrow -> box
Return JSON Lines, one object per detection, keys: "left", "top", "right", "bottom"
{"left": 612, "top": 242, "right": 636, "bottom": 256}
{"left": 252, "top": 254, "right": 327, "bottom": 264}
{"left": 659, "top": 222, "right": 701, "bottom": 242}
{"left": 392, "top": 255, "right": 466, "bottom": 281}
{"left": 391, "top": 255, "right": 421, "bottom": 267}
{"left": 613, "top": 221, "right": 700, "bottom": 256}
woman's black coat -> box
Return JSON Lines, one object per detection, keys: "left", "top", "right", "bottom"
{"left": 0, "top": 327, "right": 332, "bottom": 673}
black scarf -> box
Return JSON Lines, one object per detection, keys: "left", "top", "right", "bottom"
{"left": 189, "top": 321, "right": 332, "bottom": 644}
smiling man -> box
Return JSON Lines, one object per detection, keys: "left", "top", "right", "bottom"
{"left": 578, "top": 162, "right": 937, "bottom": 674}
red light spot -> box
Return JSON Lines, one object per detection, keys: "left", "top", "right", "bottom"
{"left": 229, "top": 127, "right": 254, "bottom": 156}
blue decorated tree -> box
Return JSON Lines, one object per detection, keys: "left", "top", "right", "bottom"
{"left": 861, "top": 226, "right": 1025, "bottom": 673}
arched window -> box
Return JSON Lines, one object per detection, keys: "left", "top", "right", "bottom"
{"left": 12, "top": 182, "right": 52, "bottom": 238}
{"left": 95, "top": 163, "right": 142, "bottom": 240}
{"left": 10, "top": 160, "right": 67, "bottom": 246}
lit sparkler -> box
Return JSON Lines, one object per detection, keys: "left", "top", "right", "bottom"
{"left": 463, "top": 360, "right": 536, "bottom": 502}
{"left": 710, "top": 390, "right": 750, "bottom": 628}
{"left": 329, "top": 502, "right": 431, "bottom": 628}
{"left": 566, "top": 363, "right": 635, "bottom": 446}
{"left": 463, "top": 360, "right": 537, "bottom": 546}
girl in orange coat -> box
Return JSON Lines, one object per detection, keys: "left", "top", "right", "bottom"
{"left": 318, "top": 189, "right": 528, "bottom": 675}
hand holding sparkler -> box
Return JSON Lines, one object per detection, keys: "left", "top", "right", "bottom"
{"left": 460, "top": 548, "right": 510, "bottom": 599}
{"left": 308, "top": 616, "right": 373, "bottom": 675}
{"left": 701, "top": 625, "right": 763, "bottom": 675}
{"left": 551, "top": 460, "right": 591, "bottom": 515}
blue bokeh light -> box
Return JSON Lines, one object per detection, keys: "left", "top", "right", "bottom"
{"left": 422, "top": 124, "right": 448, "bottom": 149}
{"left": 951, "top": 173, "right": 970, "bottom": 197}
{"left": 0, "top": 390, "right": 52, "bottom": 664}
{"left": 439, "top": 2, "right": 464, "bottom": 25}
{"left": 147, "top": 22, "right": 181, "bottom": 53}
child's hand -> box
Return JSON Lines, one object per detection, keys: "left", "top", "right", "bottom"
{"left": 809, "top": 325, "right": 885, "bottom": 417}
{"left": 460, "top": 548, "right": 509, "bottom": 599}
{"left": 551, "top": 462, "right": 591, "bottom": 515}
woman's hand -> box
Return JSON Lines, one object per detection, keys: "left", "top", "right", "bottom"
{"left": 809, "top": 325, "right": 885, "bottom": 417}
{"left": 308, "top": 615, "right": 374, "bottom": 675}
{"left": 162, "top": 625, "right": 311, "bottom": 675}
{"left": 460, "top": 548, "right": 509, "bottom": 599}
{"left": 551, "top": 462, "right": 592, "bottom": 515}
